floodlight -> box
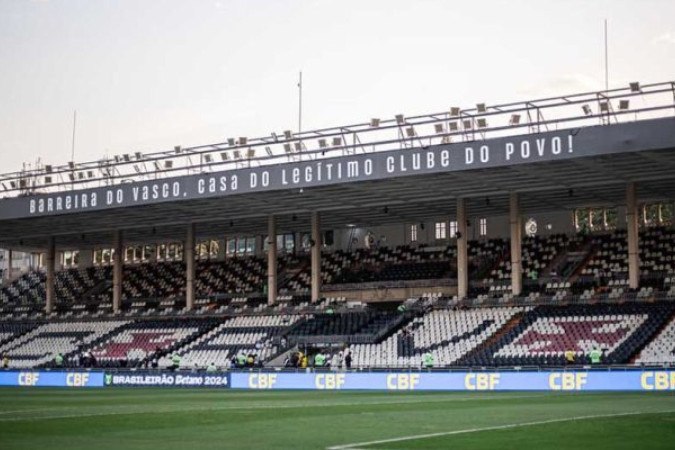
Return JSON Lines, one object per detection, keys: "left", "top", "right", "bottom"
{"left": 434, "top": 123, "right": 445, "bottom": 134}
{"left": 582, "top": 105, "right": 592, "bottom": 116}
{"left": 332, "top": 137, "right": 342, "bottom": 146}
{"left": 448, "top": 121, "right": 459, "bottom": 131}
{"left": 294, "top": 142, "right": 303, "bottom": 151}
{"left": 87, "top": 170, "right": 94, "bottom": 178}
{"left": 450, "top": 107, "right": 460, "bottom": 116}
{"left": 135, "top": 152, "right": 142, "bottom": 160}
{"left": 509, "top": 114, "right": 521, "bottom": 125}
{"left": 9, "top": 181, "right": 17, "bottom": 189}
{"left": 462, "top": 119, "right": 473, "bottom": 129}
{"left": 174, "top": 145, "right": 182, "bottom": 154}
{"left": 629, "top": 82, "right": 640, "bottom": 92}
{"left": 44, "top": 176, "right": 52, "bottom": 184}
{"left": 220, "top": 152, "right": 229, "bottom": 161}
{"left": 203, "top": 154, "right": 213, "bottom": 163}
{"left": 370, "top": 118, "right": 380, "bottom": 127}
{"left": 45, "top": 165, "right": 53, "bottom": 173}
{"left": 477, "top": 118, "right": 487, "bottom": 128}
{"left": 78, "top": 172, "right": 85, "bottom": 180}
{"left": 68, "top": 174, "right": 75, "bottom": 181}
{"left": 238, "top": 137, "right": 247, "bottom": 145}
{"left": 265, "top": 146, "right": 273, "bottom": 156}
{"left": 233, "top": 150, "right": 242, "bottom": 159}
{"left": 247, "top": 149, "right": 255, "bottom": 158}
{"left": 476, "top": 103, "right": 486, "bottom": 113}
{"left": 318, "top": 139, "right": 327, "bottom": 148}
{"left": 405, "top": 127, "right": 416, "bottom": 137}
{"left": 68, "top": 161, "right": 75, "bottom": 169}
{"left": 164, "top": 160, "right": 173, "bottom": 169}
{"left": 284, "top": 143, "right": 292, "bottom": 153}
{"left": 395, "top": 114, "right": 405, "bottom": 125}
{"left": 123, "top": 154, "right": 131, "bottom": 162}
{"left": 599, "top": 101, "right": 609, "bottom": 112}
{"left": 284, "top": 130, "right": 292, "bottom": 140}
{"left": 227, "top": 138, "right": 235, "bottom": 146}
{"left": 619, "top": 99, "right": 630, "bottom": 110}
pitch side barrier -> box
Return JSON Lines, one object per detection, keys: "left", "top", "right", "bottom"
{"left": 3, "top": 369, "right": 674, "bottom": 391}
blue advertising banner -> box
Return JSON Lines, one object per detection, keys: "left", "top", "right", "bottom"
{"left": 104, "top": 371, "right": 230, "bottom": 388}
{"left": 0, "top": 371, "right": 104, "bottom": 387}
{"left": 230, "top": 370, "right": 675, "bottom": 392}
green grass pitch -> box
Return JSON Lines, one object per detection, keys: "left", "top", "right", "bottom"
{"left": 0, "top": 388, "right": 674, "bottom": 449}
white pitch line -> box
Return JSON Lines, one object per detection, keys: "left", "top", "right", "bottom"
{"left": 0, "top": 393, "right": 549, "bottom": 422}
{"left": 326, "top": 410, "right": 675, "bottom": 450}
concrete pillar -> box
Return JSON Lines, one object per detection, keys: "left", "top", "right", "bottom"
{"left": 6, "top": 249, "right": 13, "bottom": 282}
{"left": 311, "top": 211, "right": 322, "bottom": 303}
{"left": 185, "top": 223, "right": 196, "bottom": 311}
{"left": 626, "top": 182, "right": 640, "bottom": 289}
{"left": 456, "top": 199, "right": 469, "bottom": 299}
{"left": 267, "top": 216, "right": 278, "bottom": 305}
{"left": 45, "top": 238, "right": 55, "bottom": 314}
{"left": 113, "top": 230, "right": 123, "bottom": 314}
{"left": 509, "top": 193, "right": 523, "bottom": 296}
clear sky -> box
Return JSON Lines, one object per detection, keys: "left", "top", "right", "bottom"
{"left": 1, "top": 0, "right": 674, "bottom": 173}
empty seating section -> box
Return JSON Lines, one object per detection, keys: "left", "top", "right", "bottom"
{"left": 635, "top": 316, "right": 675, "bottom": 364}
{"left": 0, "top": 320, "right": 128, "bottom": 368}
{"left": 288, "top": 311, "right": 398, "bottom": 338}
{"left": 349, "top": 308, "right": 521, "bottom": 368}
{"left": 467, "top": 303, "right": 675, "bottom": 366}
{"left": 168, "top": 314, "right": 303, "bottom": 368}
{"left": 90, "top": 319, "right": 216, "bottom": 366}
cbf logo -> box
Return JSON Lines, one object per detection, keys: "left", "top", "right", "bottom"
{"left": 105, "top": 374, "right": 113, "bottom": 386}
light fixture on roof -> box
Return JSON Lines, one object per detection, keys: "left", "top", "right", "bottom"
{"left": 153, "top": 161, "right": 161, "bottom": 171}
{"left": 395, "top": 114, "right": 405, "bottom": 125}
{"left": 370, "top": 118, "right": 380, "bottom": 127}
{"left": 450, "top": 107, "right": 460, "bottom": 116}
{"left": 220, "top": 152, "right": 229, "bottom": 161}
{"left": 476, "top": 103, "right": 487, "bottom": 113}
{"left": 271, "top": 132, "right": 279, "bottom": 142}
{"left": 45, "top": 165, "right": 53, "bottom": 173}
{"left": 434, "top": 123, "right": 445, "bottom": 134}
{"left": 164, "top": 160, "right": 173, "bottom": 169}
{"left": 247, "top": 149, "right": 255, "bottom": 158}
{"left": 405, "top": 127, "right": 416, "bottom": 137}
{"left": 284, "top": 130, "right": 292, "bottom": 140}
{"left": 265, "top": 146, "right": 273, "bottom": 156}
{"left": 283, "top": 143, "right": 292, "bottom": 153}
{"left": 448, "top": 121, "right": 459, "bottom": 131}
{"left": 582, "top": 104, "right": 592, "bottom": 116}
{"left": 238, "top": 137, "right": 247, "bottom": 145}
{"left": 203, "top": 154, "right": 213, "bottom": 163}
{"left": 619, "top": 99, "right": 630, "bottom": 110}
{"left": 462, "top": 119, "right": 473, "bottom": 129}
{"left": 135, "top": 152, "right": 142, "bottom": 160}
{"left": 123, "top": 154, "right": 131, "bottom": 162}
{"left": 78, "top": 172, "right": 85, "bottom": 180}
{"left": 477, "top": 118, "right": 487, "bottom": 128}
{"left": 68, "top": 173, "right": 75, "bottom": 181}
{"left": 509, "top": 114, "right": 521, "bottom": 125}
{"left": 294, "top": 142, "right": 303, "bottom": 152}
{"left": 87, "top": 170, "right": 94, "bottom": 178}
{"left": 332, "top": 137, "right": 342, "bottom": 146}
{"left": 44, "top": 176, "right": 52, "bottom": 184}
{"left": 599, "top": 101, "right": 610, "bottom": 112}
{"left": 174, "top": 145, "right": 182, "bottom": 154}
{"left": 9, "top": 181, "right": 17, "bottom": 189}
{"left": 227, "top": 138, "right": 235, "bottom": 146}
{"left": 68, "top": 161, "right": 75, "bottom": 169}
{"left": 318, "top": 139, "right": 327, "bottom": 148}
{"left": 629, "top": 82, "right": 640, "bottom": 92}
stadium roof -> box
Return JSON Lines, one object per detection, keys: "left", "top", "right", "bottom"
{"left": 1, "top": 81, "right": 674, "bottom": 251}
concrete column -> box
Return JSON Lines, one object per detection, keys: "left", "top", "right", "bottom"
{"left": 113, "top": 230, "right": 123, "bottom": 314}
{"left": 6, "top": 249, "right": 13, "bottom": 282}
{"left": 267, "top": 216, "right": 278, "bottom": 305}
{"left": 45, "top": 238, "right": 55, "bottom": 314}
{"left": 456, "top": 199, "right": 469, "bottom": 299}
{"left": 311, "top": 211, "right": 322, "bottom": 303}
{"left": 626, "top": 182, "right": 640, "bottom": 289}
{"left": 509, "top": 193, "right": 522, "bottom": 296}
{"left": 185, "top": 223, "right": 196, "bottom": 311}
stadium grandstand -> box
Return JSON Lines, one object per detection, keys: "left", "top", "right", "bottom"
{"left": 0, "top": 80, "right": 674, "bottom": 373}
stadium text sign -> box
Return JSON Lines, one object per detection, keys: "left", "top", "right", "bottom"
{"left": 105, "top": 372, "right": 230, "bottom": 387}
{"left": 0, "top": 371, "right": 104, "bottom": 387}
{"left": 1, "top": 118, "right": 673, "bottom": 220}
{"left": 228, "top": 370, "right": 675, "bottom": 391}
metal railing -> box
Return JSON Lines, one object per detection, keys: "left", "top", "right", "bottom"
{"left": 1, "top": 81, "right": 673, "bottom": 197}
